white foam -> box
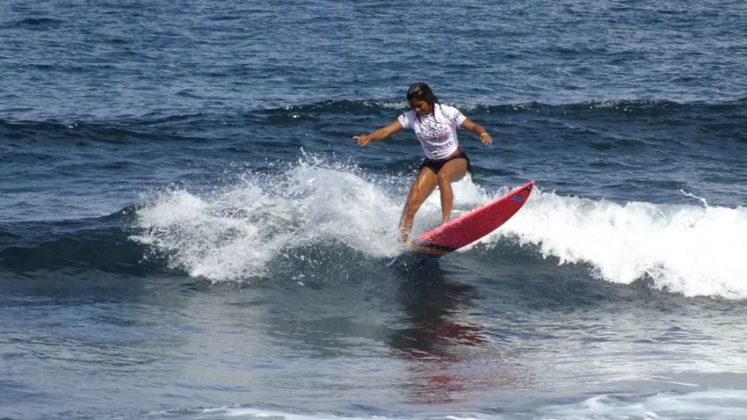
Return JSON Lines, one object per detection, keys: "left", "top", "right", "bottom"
{"left": 131, "top": 157, "right": 405, "bottom": 281}
{"left": 171, "top": 389, "right": 747, "bottom": 419}
{"left": 487, "top": 188, "right": 747, "bottom": 299}
{"left": 542, "top": 389, "right": 747, "bottom": 419}
{"left": 198, "top": 405, "right": 493, "bottom": 419}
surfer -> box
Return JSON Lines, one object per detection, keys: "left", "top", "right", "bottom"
{"left": 353, "top": 82, "right": 493, "bottom": 243}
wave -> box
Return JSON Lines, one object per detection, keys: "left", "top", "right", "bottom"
{"left": 5, "top": 17, "right": 64, "bottom": 29}
{"left": 153, "top": 388, "right": 747, "bottom": 419}
{"left": 128, "top": 157, "right": 747, "bottom": 299}
{"left": 252, "top": 98, "right": 747, "bottom": 131}
{"left": 0, "top": 210, "right": 156, "bottom": 274}
{"left": 542, "top": 389, "right": 747, "bottom": 420}
{"left": 129, "top": 156, "right": 407, "bottom": 281}
{"left": 3, "top": 97, "right": 745, "bottom": 141}
{"left": 2, "top": 155, "right": 744, "bottom": 299}
{"left": 0, "top": 115, "right": 218, "bottom": 146}
{"left": 492, "top": 188, "right": 747, "bottom": 299}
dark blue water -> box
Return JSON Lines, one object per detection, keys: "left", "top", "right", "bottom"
{"left": 2, "top": 1, "right": 747, "bottom": 419}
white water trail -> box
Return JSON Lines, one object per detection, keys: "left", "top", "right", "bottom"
{"left": 131, "top": 158, "right": 747, "bottom": 299}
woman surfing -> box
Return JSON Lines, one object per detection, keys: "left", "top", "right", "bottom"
{"left": 353, "top": 82, "right": 493, "bottom": 243}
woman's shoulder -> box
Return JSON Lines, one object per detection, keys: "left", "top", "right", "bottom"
{"left": 437, "top": 103, "right": 466, "bottom": 121}
{"left": 400, "top": 108, "right": 416, "bottom": 118}
{"left": 398, "top": 109, "right": 417, "bottom": 128}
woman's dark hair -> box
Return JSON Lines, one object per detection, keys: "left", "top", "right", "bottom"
{"left": 406, "top": 82, "right": 440, "bottom": 121}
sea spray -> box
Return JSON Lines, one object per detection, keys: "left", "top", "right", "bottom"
{"left": 491, "top": 189, "right": 747, "bottom": 299}
{"left": 131, "top": 159, "right": 405, "bottom": 281}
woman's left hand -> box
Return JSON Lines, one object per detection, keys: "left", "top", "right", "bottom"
{"left": 480, "top": 132, "right": 492, "bottom": 145}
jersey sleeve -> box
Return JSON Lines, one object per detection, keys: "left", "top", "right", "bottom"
{"left": 445, "top": 105, "right": 467, "bottom": 127}
{"left": 397, "top": 110, "right": 414, "bottom": 129}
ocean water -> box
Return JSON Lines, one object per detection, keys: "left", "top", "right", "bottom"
{"left": 2, "top": 1, "right": 747, "bottom": 419}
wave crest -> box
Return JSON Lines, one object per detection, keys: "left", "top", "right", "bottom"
{"left": 129, "top": 158, "right": 747, "bottom": 298}
{"left": 492, "top": 189, "right": 747, "bottom": 299}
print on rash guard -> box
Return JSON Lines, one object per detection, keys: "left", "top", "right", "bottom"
{"left": 398, "top": 104, "right": 467, "bottom": 160}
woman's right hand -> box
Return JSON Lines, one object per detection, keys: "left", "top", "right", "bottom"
{"left": 353, "top": 134, "right": 370, "bottom": 146}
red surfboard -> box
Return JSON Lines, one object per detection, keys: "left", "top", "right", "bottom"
{"left": 388, "top": 180, "right": 534, "bottom": 266}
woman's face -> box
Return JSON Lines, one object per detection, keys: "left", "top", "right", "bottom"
{"left": 409, "top": 98, "right": 432, "bottom": 116}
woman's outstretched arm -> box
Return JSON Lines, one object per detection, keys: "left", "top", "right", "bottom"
{"left": 353, "top": 120, "right": 403, "bottom": 146}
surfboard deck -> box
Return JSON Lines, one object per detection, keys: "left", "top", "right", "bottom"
{"left": 387, "top": 180, "right": 534, "bottom": 267}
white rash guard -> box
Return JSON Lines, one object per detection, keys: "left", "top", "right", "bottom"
{"left": 398, "top": 103, "right": 467, "bottom": 160}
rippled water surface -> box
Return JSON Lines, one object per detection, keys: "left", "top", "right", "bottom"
{"left": 2, "top": 1, "right": 747, "bottom": 419}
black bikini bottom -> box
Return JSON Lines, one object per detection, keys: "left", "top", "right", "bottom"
{"left": 420, "top": 150, "right": 472, "bottom": 175}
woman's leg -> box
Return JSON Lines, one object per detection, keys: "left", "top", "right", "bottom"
{"left": 398, "top": 168, "right": 438, "bottom": 242}
{"left": 436, "top": 158, "right": 468, "bottom": 224}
